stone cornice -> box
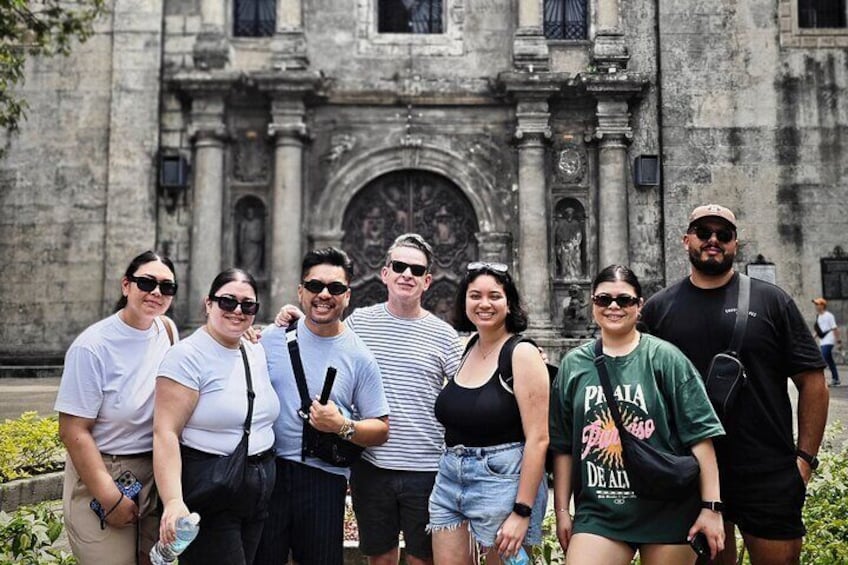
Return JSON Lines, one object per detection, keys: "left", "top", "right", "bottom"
{"left": 580, "top": 71, "right": 650, "bottom": 98}
{"left": 497, "top": 71, "right": 576, "bottom": 99}
{"left": 165, "top": 69, "right": 324, "bottom": 100}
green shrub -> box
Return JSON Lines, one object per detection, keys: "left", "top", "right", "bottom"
{"left": 0, "top": 503, "right": 76, "bottom": 564}
{"left": 0, "top": 412, "right": 64, "bottom": 483}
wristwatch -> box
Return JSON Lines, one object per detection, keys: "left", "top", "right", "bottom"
{"left": 337, "top": 419, "right": 356, "bottom": 441}
{"left": 512, "top": 502, "right": 532, "bottom": 518}
{"left": 701, "top": 501, "right": 725, "bottom": 512}
{"left": 796, "top": 449, "right": 819, "bottom": 470}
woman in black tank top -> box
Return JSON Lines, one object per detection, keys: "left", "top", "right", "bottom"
{"left": 429, "top": 263, "right": 550, "bottom": 564}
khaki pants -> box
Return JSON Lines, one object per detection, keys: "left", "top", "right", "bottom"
{"left": 63, "top": 453, "right": 158, "bottom": 565}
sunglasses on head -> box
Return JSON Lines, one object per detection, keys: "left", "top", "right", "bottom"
{"left": 128, "top": 275, "right": 178, "bottom": 296}
{"left": 302, "top": 279, "right": 349, "bottom": 296}
{"left": 591, "top": 293, "right": 641, "bottom": 308}
{"left": 690, "top": 225, "right": 735, "bottom": 243}
{"left": 389, "top": 260, "right": 428, "bottom": 277}
{"left": 209, "top": 295, "right": 260, "bottom": 315}
{"left": 467, "top": 261, "right": 509, "bottom": 274}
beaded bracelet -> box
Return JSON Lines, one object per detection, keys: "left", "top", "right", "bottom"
{"left": 100, "top": 492, "right": 124, "bottom": 530}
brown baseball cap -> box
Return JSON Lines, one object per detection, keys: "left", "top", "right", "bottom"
{"left": 688, "top": 204, "right": 737, "bottom": 230}
{"left": 813, "top": 297, "right": 827, "bottom": 307}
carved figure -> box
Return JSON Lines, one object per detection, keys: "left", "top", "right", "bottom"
{"left": 555, "top": 207, "right": 583, "bottom": 279}
{"left": 237, "top": 206, "right": 264, "bottom": 274}
{"left": 562, "top": 284, "right": 589, "bottom": 327}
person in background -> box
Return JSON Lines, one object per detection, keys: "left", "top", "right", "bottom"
{"left": 550, "top": 264, "right": 725, "bottom": 565}
{"left": 55, "top": 250, "right": 179, "bottom": 565}
{"left": 812, "top": 297, "right": 841, "bottom": 386}
{"left": 428, "top": 262, "right": 549, "bottom": 564}
{"left": 154, "top": 268, "right": 279, "bottom": 565}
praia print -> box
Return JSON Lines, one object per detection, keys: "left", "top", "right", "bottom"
{"left": 581, "top": 383, "right": 654, "bottom": 500}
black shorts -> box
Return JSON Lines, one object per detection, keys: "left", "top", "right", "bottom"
{"left": 721, "top": 464, "right": 807, "bottom": 540}
{"left": 349, "top": 459, "right": 436, "bottom": 559}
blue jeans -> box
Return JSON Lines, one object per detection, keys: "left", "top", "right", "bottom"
{"left": 821, "top": 345, "right": 840, "bottom": 383}
{"left": 428, "top": 442, "right": 548, "bottom": 548}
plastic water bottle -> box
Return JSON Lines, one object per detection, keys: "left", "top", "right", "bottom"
{"left": 502, "top": 546, "right": 532, "bottom": 565}
{"left": 149, "top": 512, "right": 201, "bottom": 564}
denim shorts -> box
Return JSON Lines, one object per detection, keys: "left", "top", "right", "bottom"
{"left": 427, "top": 442, "right": 548, "bottom": 548}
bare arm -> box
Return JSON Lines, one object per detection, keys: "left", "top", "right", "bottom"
{"left": 552, "top": 452, "right": 574, "bottom": 553}
{"left": 152, "top": 377, "right": 199, "bottom": 544}
{"left": 309, "top": 399, "right": 389, "bottom": 447}
{"left": 58, "top": 414, "right": 138, "bottom": 528}
{"left": 790, "top": 368, "right": 829, "bottom": 483}
{"left": 687, "top": 439, "right": 724, "bottom": 560}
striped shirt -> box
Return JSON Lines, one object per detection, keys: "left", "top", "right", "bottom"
{"left": 346, "top": 303, "right": 463, "bottom": 471}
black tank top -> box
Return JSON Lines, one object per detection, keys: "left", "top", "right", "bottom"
{"left": 435, "top": 370, "right": 524, "bottom": 447}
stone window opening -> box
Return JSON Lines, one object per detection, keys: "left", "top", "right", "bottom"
{"left": 234, "top": 0, "right": 276, "bottom": 37}
{"left": 378, "top": 0, "right": 443, "bottom": 34}
{"left": 544, "top": 0, "right": 588, "bottom": 40}
{"left": 798, "top": 0, "right": 847, "bottom": 28}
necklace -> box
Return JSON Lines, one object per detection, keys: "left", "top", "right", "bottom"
{"left": 478, "top": 335, "right": 507, "bottom": 359}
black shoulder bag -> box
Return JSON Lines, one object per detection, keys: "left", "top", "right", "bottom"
{"left": 180, "top": 343, "right": 254, "bottom": 514}
{"left": 593, "top": 339, "right": 700, "bottom": 501}
{"left": 286, "top": 322, "right": 364, "bottom": 467}
{"left": 703, "top": 274, "right": 750, "bottom": 422}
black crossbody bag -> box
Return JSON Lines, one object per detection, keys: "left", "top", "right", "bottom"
{"left": 704, "top": 274, "right": 750, "bottom": 422}
{"left": 286, "top": 322, "right": 364, "bottom": 467}
{"left": 593, "top": 339, "right": 701, "bottom": 501}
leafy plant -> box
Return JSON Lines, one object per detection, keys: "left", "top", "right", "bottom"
{"left": 0, "top": 412, "right": 64, "bottom": 483}
{"left": 0, "top": 502, "right": 76, "bottom": 564}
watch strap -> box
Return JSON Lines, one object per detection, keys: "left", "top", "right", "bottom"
{"left": 701, "top": 500, "right": 724, "bottom": 512}
{"left": 512, "top": 502, "right": 532, "bottom": 518}
{"left": 796, "top": 449, "right": 819, "bottom": 470}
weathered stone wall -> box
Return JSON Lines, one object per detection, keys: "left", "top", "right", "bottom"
{"left": 0, "top": 0, "right": 164, "bottom": 359}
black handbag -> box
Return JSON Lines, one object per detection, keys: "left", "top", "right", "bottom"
{"left": 703, "top": 274, "right": 749, "bottom": 422}
{"left": 180, "top": 343, "right": 254, "bottom": 513}
{"left": 286, "top": 322, "right": 364, "bottom": 467}
{"left": 593, "top": 339, "right": 700, "bottom": 501}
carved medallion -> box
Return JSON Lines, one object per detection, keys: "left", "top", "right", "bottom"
{"left": 232, "top": 131, "right": 270, "bottom": 183}
{"left": 555, "top": 145, "right": 586, "bottom": 183}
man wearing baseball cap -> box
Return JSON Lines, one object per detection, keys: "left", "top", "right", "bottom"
{"left": 812, "top": 297, "right": 841, "bottom": 386}
{"left": 641, "top": 204, "right": 829, "bottom": 564}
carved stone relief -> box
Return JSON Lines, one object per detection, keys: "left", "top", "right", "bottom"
{"left": 555, "top": 144, "right": 586, "bottom": 184}
{"left": 235, "top": 195, "right": 266, "bottom": 276}
{"left": 232, "top": 130, "right": 271, "bottom": 183}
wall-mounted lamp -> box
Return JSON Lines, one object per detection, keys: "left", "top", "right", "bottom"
{"left": 633, "top": 155, "right": 660, "bottom": 187}
{"left": 159, "top": 153, "right": 189, "bottom": 214}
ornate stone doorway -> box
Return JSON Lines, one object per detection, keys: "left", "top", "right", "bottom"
{"left": 341, "top": 170, "right": 478, "bottom": 320}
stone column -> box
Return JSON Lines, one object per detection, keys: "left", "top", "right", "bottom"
{"left": 193, "top": 0, "right": 230, "bottom": 69}
{"left": 515, "top": 97, "right": 553, "bottom": 328}
{"left": 272, "top": 0, "right": 308, "bottom": 69}
{"left": 513, "top": 0, "right": 549, "bottom": 70}
{"left": 268, "top": 98, "right": 309, "bottom": 308}
{"left": 187, "top": 95, "right": 228, "bottom": 325}
{"left": 593, "top": 0, "right": 629, "bottom": 70}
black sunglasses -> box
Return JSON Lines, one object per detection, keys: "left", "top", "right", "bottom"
{"left": 467, "top": 261, "right": 509, "bottom": 274}
{"left": 128, "top": 275, "right": 178, "bottom": 296}
{"left": 302, "top": 279, "right": 349, "bottom": 296}
{"left": 209, "top": 295, "right": 260, "bottom": 315}
{"left": 690, "top": 226, "right": 735, "bottom": 243}
{"left": 389, "top": 260, "right": 428, "bottom": 277}
{"left": 591, "top": 293, "right": 641, "bottom": 308}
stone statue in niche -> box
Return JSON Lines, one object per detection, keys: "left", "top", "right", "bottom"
{"left": 237, "top": 205, "right": 265, "bottom": 275}
{"left": 561, "top": 284, "right": 589, "bottom": 329}
{"left": 555, "top": 206, "right": 584, "bottom": 279}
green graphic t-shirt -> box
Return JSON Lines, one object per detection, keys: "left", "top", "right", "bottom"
{"left": 549, "top": 334, "right": 724, "bottom": 543}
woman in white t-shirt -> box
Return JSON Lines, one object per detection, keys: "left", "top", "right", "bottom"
{"left": 154, "top": 268, "right": 280, "bottom": 565}
{"left": 55, "top": 250, "right": 179, "bottom": 565}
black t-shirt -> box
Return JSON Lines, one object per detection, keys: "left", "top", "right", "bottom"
{"left": 640, "top": 273, "right": 825, "bottom": 474}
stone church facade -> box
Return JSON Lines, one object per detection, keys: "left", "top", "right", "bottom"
{"left": 1, "top": 0, "right": 846, "bottom": 363}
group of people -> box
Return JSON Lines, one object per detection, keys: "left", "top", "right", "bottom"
{"left": 54, "top": 203, "right": 829, "bottom": 565}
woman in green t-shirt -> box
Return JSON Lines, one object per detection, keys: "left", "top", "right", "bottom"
{"left": 550, "top": 265, "right": 725, "bottom": 564}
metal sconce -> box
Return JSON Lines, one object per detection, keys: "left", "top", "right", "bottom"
{"left": 633, "top": 155, "right": 660, "bottom": 187}
{"left": 159, "top": 153, "right": 189, "bottom": 214}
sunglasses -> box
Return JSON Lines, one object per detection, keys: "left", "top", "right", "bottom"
{"left": 591, "top": 293, "right": 641, "bottom": 308}
{"left": 467, "top": 261, "right": 509, "bottom": 274}
{"left": 209, "top": 295, "right": 260, "bottom": 315}
{"left": 389, "top": 260, "right": 428, "bottom": 277}
{"left": 128, "top": 275, "right": 178, "bottom": 296}
{"left": 690, "top": 226, "right": 735, "bottom": 243}
{"left": 302, "top": 279, "right": 349, "bottom": 296}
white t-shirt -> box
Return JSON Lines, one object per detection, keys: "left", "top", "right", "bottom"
{"left": 158, "top": 329, "right": 280, "bottom": 456}
{"left": 817, "top": 310, "right": 838, "bottom": 346}
{"left": 54, "top": 314, "right": 178, "bottom": 454}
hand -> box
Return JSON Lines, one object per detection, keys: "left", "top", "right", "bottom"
{"left": 159, "top": 498, "right": 190, "bottom": 546}
{"left": 309, "top": 399, "right": 345, "bottom": 433}
{"left": 494, "top": 512, "right": 529, "bottom": 558}
{"left": 555, "top": 511, "right": 573, "bottom": 554}
{"left": 796, "top": 456, "right": 813, "bottom": 485}
{"left": 275, "top": 304, "right": 304, "bottom": 327}
{"left": 243, "top": 325, "right": 261, "bottom": 344}
{"left": 688, "top": 508, "right": 724, "bottom": 560}
{"left": 104, "top": 492, "right": 139, "bottom": 529}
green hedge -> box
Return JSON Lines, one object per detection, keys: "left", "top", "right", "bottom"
{"left": 0, "top": 412, "right": 64, "bottom": 484}
{"left": 0, "top": 503, "right": 76, "bottom": 564}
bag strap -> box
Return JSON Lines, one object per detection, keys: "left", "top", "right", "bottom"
{"left": 728, "top": 274, "right": 750, "bottom": 356}
{"left": 591, "top": 339, "right": 628, "bottom": 437}
{"left": 285, "top": 321, "right": 313, "bottom": 462}
{"left": 160, "top": 315, "right": 175, "bottom": 346}
{"left": 238, "top": 342, "right": 255, "bottom": 438}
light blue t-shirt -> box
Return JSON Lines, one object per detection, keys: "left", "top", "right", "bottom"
{"left": 262, "top": 321, "right": 389, "bottom": 478}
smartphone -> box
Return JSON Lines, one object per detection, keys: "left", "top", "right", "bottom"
{"left": 689, "top": 532, "right": 709, "bottom": 557}
{"left": 90, "top": 470, "right": 143, "bottom": 526}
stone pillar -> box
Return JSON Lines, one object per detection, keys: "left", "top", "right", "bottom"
{"left": 593, "top": 0, "right": 629, "bottom": 71}
{"left": 193, "top": 0, "right": 230, "bottom": 69}
{"left": 187, "top": 95, "right": 227, "bottom": 325}
{"left": 268, "top": 98, "right": 309, "bottom": 309}
{"left": 515, "top": 97, "right": 553, "bottom": 329}
{"left": 513, "top": 0, "right": 549, "bottom": 70}
{"left": 476, "top": 232, "right": 513, "bottom": 265}
{"left": 272, "top": 0, "right": 308, "bottom": 69}
{"left": 591, "top": 97, "right": 633, "bottom": 268}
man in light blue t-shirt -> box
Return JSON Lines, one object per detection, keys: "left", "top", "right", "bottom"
{"left": 255, "top": 247, "right": 389, "bottom": 565}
